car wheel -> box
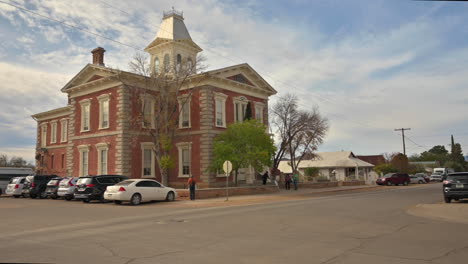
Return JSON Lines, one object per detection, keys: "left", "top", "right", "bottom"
{"left": 65, "top": 196, "right": 72, "bottom": 201}
{"left": 386, "top": 181, "right": 392, "bottom": 186}
{"left": 39, "top": 191, "right": 48, "bottom": 199}
{"left": 444, "top": 197, "right": 452, "bottom": 203}
{"left": 13, "top": 195, "right": 20, "bottom": 198}
{"left": 130, "top": 194, "right": 141, "bottom": 206}
{"left": 99, "top": 194, "right": 106, "bottom": 203}
{"left": 51, "top": 195, "right": 58, "bottom": 200}
{"left": 114, "top": 200, "right": 122, "bottom": 205}
{"left": 454, "top": 198, "right": 460, "bottom": 201}
{"left": 166, "top": 191, "right": 175, "bottom": 202}
{"left": 82, "top": 199, "right": 90, "bottom": 203}
{"left": 403, "top": 181, "right": 408, "bottom": 186}
{"left": 30, "top": 194, "right": 37, "bottom": 199}
{"left": 418, "top": 180, "right": 423, "bottom": 184}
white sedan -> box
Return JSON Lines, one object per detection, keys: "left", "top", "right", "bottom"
{"left": 104, "top": 179, "right": 177, "bottom": 205}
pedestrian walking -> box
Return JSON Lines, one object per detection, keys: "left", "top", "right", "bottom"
{"left": 285, "top": 174, "right": 292, "bottom": 190}
{"left": 187, "top": 176, "right": 196, "bottom": 200}
{"left": 293, "top": 172, "right": 299, "bottom": 190}
{"left": 262, "top": 171, "right": 269, "bottom": 185}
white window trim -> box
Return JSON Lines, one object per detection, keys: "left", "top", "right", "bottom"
{"left": 80, "top": 99, "right": 91, "bottom": 132}
{"left": 178, "top": 94, "right": 191, "bottom": 129}
{"left": 255, "top": 102, "right": 265, "bottom": 123}
{"left": 140, "top": 95, "right": 155, "bottom": 129}
{"left": 50, "top": 121, "right": 57, "bottom": 144}
{"left": 78, "top": 145, "right": 90, "bottom": 177}
{"left": 98, "top": 94, "right": 110, "bottom": 130}
{"left": 141, "top": 142, "right": 155, "bottom": 178}
{"left": 233, "top": 96, "right": 248, "bottom": 123}
{"left": 214, "top": 92, "right": 228, "bottom": 128}
{"left": 60, "top": 119, "right": 68, "bottom": 143}
{"left": 176, "top": 142, "right": 192, "bottom": 178}
{"left": 96, "top": 143, "right": 109, "bottom": 175}
{"left": 40, "top": 123, "right": 48, "bottom": 148}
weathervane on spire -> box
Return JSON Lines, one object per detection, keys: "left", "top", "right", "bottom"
{"left": 163, "top": 7, "right": 183, "bottom": 19}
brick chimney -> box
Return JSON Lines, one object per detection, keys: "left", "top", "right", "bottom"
{"left": 91, "top": 47, "right": 106, "bottom": 66}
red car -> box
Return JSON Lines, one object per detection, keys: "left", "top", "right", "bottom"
{"left": 377, "top": 173, "right": 411, "bottom": 186}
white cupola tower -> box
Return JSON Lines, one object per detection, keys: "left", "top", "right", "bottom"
{"left": 144, "top": 8, "right": 203, "bottom": 75}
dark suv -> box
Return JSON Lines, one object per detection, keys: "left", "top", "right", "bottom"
{"left": 376, "top": 173, "right": 411, "bottom": 186}
{"left": 22, "top": 175, "right": 58, "bottom": 199}
{"left": 45, "top": 177, "right": 65, "bottom": 199}
{"left": 74, "top": 175, "right": 128, "bottom": 203}
{"left": 443, "top": 172, "right": 468, "bottom": 203}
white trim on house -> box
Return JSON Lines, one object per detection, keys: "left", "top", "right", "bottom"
{"left": 176, "top": 142, "right": 192, "bottom": 178}
{"left": 214, "top": 92, "right": 228, "bottom": 128}
{"left": 178, "top": 94, "right": 191, "bottom": 129}
{"left": 140, "top": 95, "right": 155, "bottom": 129}
{"left": 96, "top": 143, "right": 109, "bottom": 175}
{"left": 98, "top": 94, "right": 110, "bottom": 130}
{"left": 78, "top": 145, "right": 90, "bottom": 176}
{"left": 79, "top": 99, "right": 91, "bottom": 132}
{"left": 60, "top": 119, "right": 68, "bottom": 143}
{"left": 233, "top": 96, "right": 248, "bottom": 123}
{"left": 255, "top": 102, "right": 265, "bottom": 123}
{"left": 40, "top": 123, "right": 47, "bottom": 147}
{"left": 141, "top": 142, "right": 155, "bottom": 178}
{"left": 50, "top": 121, "right": 57, "bottom": 144}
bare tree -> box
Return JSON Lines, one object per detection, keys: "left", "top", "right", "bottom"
{"left": 270, "top": 93, "right": 328, "bottom": 174}
{"left": 0, "top": 154, "right": 8, "bottom": 167}
{"left": 120, "top": 53, "right": 206, "bottom": 185}
{"left": 382, "top": 152, "right": 399, "bottom": 163}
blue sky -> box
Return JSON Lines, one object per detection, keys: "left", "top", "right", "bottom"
{"left": 0, "top": 0, "right": 468, "bottom": 162}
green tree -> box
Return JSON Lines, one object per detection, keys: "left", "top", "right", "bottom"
{"left": 244, "top": 101, "right": 252, "bottom": 121}
{"left": 211, "top": 119, "right": 276, "bottom": 185}
{"left": 374, "top": 163, "right": 397, "bottom": 175}
{"left": 304, "top": 167, "right": 319, "bottom": 181}
{"left": 447, "top": 143, "right": 466, "bottom": 171}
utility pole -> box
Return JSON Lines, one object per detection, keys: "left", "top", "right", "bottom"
{"left": 394, "top": 128, "right": 411, "bottom": 156}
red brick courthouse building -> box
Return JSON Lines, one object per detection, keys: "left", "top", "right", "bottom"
{"left": 32, "top": 10, "right": 277, "bottom": 188}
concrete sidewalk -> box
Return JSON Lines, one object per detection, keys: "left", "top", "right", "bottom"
{"left": 170, "top": 184, "right": 395, "bottom": 208}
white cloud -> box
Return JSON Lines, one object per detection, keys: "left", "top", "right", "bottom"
{"left": 0, "top": 0, "right": 467, "bottom": 158}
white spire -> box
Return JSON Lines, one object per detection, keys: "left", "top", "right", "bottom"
{"left": 156, "top": 8, "right": 191, "bottom": 40}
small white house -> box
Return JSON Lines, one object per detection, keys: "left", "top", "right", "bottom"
{"left": 278, "top": 151, "right": 375, "bottom": 182}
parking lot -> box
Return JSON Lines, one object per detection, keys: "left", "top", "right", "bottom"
{"left": 1, "top": 183, "right": 468, "bottom": 264}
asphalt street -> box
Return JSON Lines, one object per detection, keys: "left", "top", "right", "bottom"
{"left": 1, "top": 183, "right": 467, "bottom": 264}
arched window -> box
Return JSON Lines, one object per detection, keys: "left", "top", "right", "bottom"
{"left": 176, "top": 54, "right": 182, "bottom": 72}
{"left": 164, "top": 54, "right": 170, "bottom": 73}
{"left": 187, "top": 58, "right": 193, "bottom": 73}
{"left": 154, "top": 57, "right": 160, "bottom": 74}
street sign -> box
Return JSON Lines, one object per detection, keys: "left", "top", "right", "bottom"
{"left": 223, "top": 160, "right": 233, "bottom": 174}
{"left": 223, "top": 160, "right": 232, "bottom": 201}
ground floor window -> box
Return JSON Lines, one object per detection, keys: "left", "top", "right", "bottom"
{"left": 176, "top": 142, "right": 192, "bottom": 177}
{"left": 141, "top": 142, "right": 155, "bottom": 178}
{"left": 78, "top": 145, "right": 89, "bottom": 176}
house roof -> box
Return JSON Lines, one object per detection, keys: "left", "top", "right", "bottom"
{"left": 356, "top": 155, "right": 386, "bottom": 166}
{"left": 278, "top": 151, "right": 375, "bottom": 173}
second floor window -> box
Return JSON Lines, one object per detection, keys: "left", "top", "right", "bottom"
{"left": 51, "top": 122, "right": 57, "bottom": 143}
{"left": 80, "top": 100, "right": 91, "bottom": 132}
{"left": 214, "top": 93, "right": 227, "bottom": 128}
{"left": 142, "top": 98, "right": 155, "bottom": 128}
{"left": 60, "top": 120, "right": 67, "bottom": 142}
{"left": 40, "top": 125, "right": 47, "bottom": 147}
{"left": 99, "top": 95, "right": 110, "bottom": 129}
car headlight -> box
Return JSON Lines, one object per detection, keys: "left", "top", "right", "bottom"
{"left": 444, "top": 187, "right": 450, "bottom": 192}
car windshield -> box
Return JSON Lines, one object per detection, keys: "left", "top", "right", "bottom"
{"left": 9, "top": 177, "right": 22, "bottom": 184}
{"left": 59, "top": 178, "right": 70, "bottom": 185}
{"left": 48, "top": 179, "right": 60, "bottom": 185}
{"left": 447, "top": 175, "right": 468, "bottom": 181}
{"left": 77, "top": 178, "right": 93, "bottom": 185}
{"left": 25, "top": 176, "right": 34, "bottom": 183}
{"left": 383, "top": 174, "right": 394, "bottom": 178}
{"left": 115, "top": 180, "right": 134, "bottom": 186}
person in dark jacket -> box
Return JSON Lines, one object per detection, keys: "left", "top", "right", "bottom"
{"left": 188, "top": 176, "right": 196, "bottom": 200}
{"left": 285, "top": 174, "right": 292, "bottom": 190}
{"left": 262, "top": 171, "right": 269, "bottom": 185}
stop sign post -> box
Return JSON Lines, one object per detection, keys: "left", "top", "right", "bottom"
{"left": 223, "top": 160, "right": 233, "bottom": 201}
